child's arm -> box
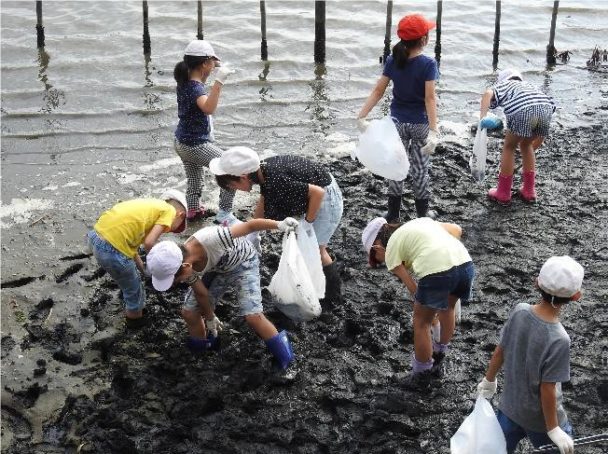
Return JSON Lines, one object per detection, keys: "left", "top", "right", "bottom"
{"left": 305, "top": 184, "right": 325, "bottom": 223}
{"left": 542, "top": 382, "right": 574, "bottom": 453}
{"left": 485, "top": 344, "right": 504, "bottom": 381}
{"left": 440, "top": 222, "right": 463, "bottom": 239}
{"left": 357, "top": 76, "right": 390, "bottom": 119}
{"left": 196, "top": 83, "right": 222, "bottom": 115}
{"left": 424, "top": 80, "right": 438, "bottom": 132}
{"left": 479, "top": 89, "right": 494, "bottom": 119}
{"left": 390, "top": 264, "right": 417, "bottom": 295}
{"left": 228, "top": 218, "right": 298, "bottom": 239}
{"left": 142, "top": 224, "right": 169, "bottom": 252}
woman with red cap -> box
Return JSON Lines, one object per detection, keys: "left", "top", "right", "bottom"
{"left": 357, "top": 13, "right": 439, "bottom": 221}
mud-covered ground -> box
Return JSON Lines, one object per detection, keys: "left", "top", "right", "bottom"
{"left": 2, "top": 124, "right": 607, "bottom": 453}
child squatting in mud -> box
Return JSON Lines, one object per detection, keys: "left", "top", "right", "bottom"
{"left": 361, "top": 216, "right": 475, "bottom": 389}
{"left": 477, "top": 256, "right": 583, "bottom": 454}
{"left": 146, "top": 216, "right": 299, "bottom": 369}
{"left": 87, "top": 189, "right": 187, "bottom": 329}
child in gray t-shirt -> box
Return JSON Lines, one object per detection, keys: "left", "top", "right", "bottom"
{"left": 477, "top": 256, "right": 584, "bottom": 454}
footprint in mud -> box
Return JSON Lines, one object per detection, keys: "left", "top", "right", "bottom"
{"left": 0, "top": 405, "right": 33, "bottom": 446}
{"left": 55, "top": 263, "right": 84, "bottom": 283}
{"left": 0, "top": 275, "right": 45, "bottom": 289}
{"left": 28, "top": 298, "right": 54, "bottom": 322}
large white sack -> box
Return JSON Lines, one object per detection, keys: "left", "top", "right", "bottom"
{"left": 450, "top": 396, "right": 507, "bottom": 454}
{"left": 296, "top": 221, "right": 325, "bottom": 299}
{"left": 469, "top": 127, "right": 488, "bottom": 183}
{"left": 268, "top": 231, "right": 322, "bottom": 322}
{"left": 353, "top": 116, "right": 410, "bottom": 181}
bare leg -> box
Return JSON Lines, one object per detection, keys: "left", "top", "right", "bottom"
{"left": 520, "top": 137, "right": 539, "bottom": 172}
{"left": 181, "top": 308, "right": 207, "bottom": 338}
{"left": 126, "top": 309, "right": 143, "bottom": 320}
{"left": 412, "top": 303, "right": 437, "bottom": 363}
{"left": 499, "top": 131, "right": 521, "bottom": 176}
{"left": 245, "top": 313, "right": 278, "bottom": 341}
{"left": 436, "top": 295, "right": 459, "bottom": 345}
{"left": 319, "top": 245, "right": 333, "bottom": 266}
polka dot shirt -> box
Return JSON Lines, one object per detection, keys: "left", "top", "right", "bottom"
{"left": 252, "top": 155, "right": 332, "bottom": 220}
{"left": 175, "top": 80, "right": 211, "bottom": 145}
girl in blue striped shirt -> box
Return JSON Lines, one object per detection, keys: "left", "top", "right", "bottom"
{"left": 479, "top": 69, "right": 555, "bottom": 204}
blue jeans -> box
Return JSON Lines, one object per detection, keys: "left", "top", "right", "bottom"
{"left": 415, "top": 261, "right": 475, "bottom": 310}
{"left": 87, "top": 230, "right": 145, "bottom": 312}
{"left": 312, "top": 176, "right": 343, "bottom": 246}
{"left": 497, "top": 409, "right": 573, "bottom": 454}
{"left": 183, "top": 254, "right": 263, "bottom": 317}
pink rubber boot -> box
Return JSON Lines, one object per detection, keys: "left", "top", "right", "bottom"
{"left": 487, "top": 174, "right": 513, "bottom": 205}
{"left": 518, "top": 171, "right": 537, "bottom": 202}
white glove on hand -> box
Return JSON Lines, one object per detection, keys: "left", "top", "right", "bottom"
{"left": 277, "top": 217, "right": 299, "bottom": 233}
{"left": 357, "top": 118, "right": 370, "bottom": 133}
{"left": 421, "top": 129, "right": 439, "bottom": 155}
{"left": 477, "top": 377, "right": 497, "bottom": 399}
{"left": 205, "top": 316, "right": 224, "bottom": 337}
{"left": 547, "top": 427, "right": 574, "bottom": 454}
{"left": 214, "top": 66, "right": 235, "bottom": 85}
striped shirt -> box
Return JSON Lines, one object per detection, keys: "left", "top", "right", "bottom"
{"left": 490, "top": 80, "right": 555, "bottom": 115}
{"left": 190, "top": 226, "right": 255, "bottom": 274}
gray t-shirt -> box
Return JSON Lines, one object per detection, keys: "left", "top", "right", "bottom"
{"left": 498, "top": 303, "right": 570, "bottom": 432}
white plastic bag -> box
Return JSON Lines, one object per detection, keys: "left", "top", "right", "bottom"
{"left": 296, "top": 222, "right": 325, "bottom": 299}
{"left": 469, "top": 127, "right": 488, "bottom": 183}
{"left": 268, "top": 231, "right": 322, "bottom": 322}
{"left": 450, "top": 397, "right": 507, "bottom": 454}
{"left": 353, "top": 116, "right": 410, "bottom": 181}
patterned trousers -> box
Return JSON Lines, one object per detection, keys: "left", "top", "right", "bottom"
{"left": 174, "top": 138, "right": 235, "bottom": 212}
{"left": 387, "top": 120, "right": 431, "bottom": 200}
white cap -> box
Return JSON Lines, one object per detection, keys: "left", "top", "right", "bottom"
{"left": 498, "top": 68, "right": 523, "bottom": 83}
{"left": 184, "top": 40, "right": 220, "bottom": 61}
{"left": 161, "top": 189, "right": 187, "bottom": 233}
{"left": 209, "top": 146, "right": 261, "bottom": 176}
{"left": 538, "top": 256, "right": 584, "bottom": 298}
{"left": 361, "top": 217, "right": 387, "bottom": 264}
{"left": 147, "top": 241, "right": 183, "bottom": 291}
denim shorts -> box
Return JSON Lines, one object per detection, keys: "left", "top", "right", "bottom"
{"left": 183, "top": 254, "right": 263, "bottom": 316}
{"left": 87, "top": 230, "right": 145, "bottom": 312}
{"left": 312, "top": 176, "right": 343, "bottom": 246}
{"left": 497, "top": 409, "right": 573, "bottom": 454}
{"left": 415, "top": 261, "right": 475, "bottom": 311}
{"left": 506, "top": 104, "right": 553, "bottom": 138}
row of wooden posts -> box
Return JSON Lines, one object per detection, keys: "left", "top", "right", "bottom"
{"left": 35, "top": 1, "right": 562, "bottom": 66}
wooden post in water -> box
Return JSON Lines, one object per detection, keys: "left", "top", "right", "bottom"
{"left": 36, "top": 1, "right": 45, "bottom": 48}
{"left": 547, "top": 1, "right": 559, "bottom": 65}
{"left": 197, "top": 0, "right": 204, "bottom": 40}
{"left": 260, "top": 1, "right": 268, "bottom": 60}
{"left": 382, "top": 1, "right": 393, "bottom": 63}
{"left": 314, "top": 1, "right": 326, "bottom": 64}
{"left": 492, "top": 1, "right": 501, "bottom": 68}
{"left": 434, "top": 1, "right": 443, "bottom": 65}
{"left": 142, "top": 1, "right": 151, "bottom": 55}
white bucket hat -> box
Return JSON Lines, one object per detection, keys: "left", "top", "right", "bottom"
{"left": 537, "top": 256, "right": 584, "bottom": 298}
{"left": 184, "top": 39, "right": 221, "bottom": 62}
{"left": 147, "top": 241, "right": 183, "bottom": 291}
{"left": 361, "top": 217, "right": 387, "bottom": 264}
{"left": 161, "top": 189, "right": 187, "bottom": 233}
{"left": 209, "top": 147, "right": 261, "bottom": 176}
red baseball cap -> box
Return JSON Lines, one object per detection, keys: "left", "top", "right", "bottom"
{"left": 397, "top": 14, "right": 436, "bottom": 41}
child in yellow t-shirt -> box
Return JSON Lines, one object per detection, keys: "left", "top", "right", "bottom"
{"left": 87, "top": 189, "right": 187, "bottom": 328}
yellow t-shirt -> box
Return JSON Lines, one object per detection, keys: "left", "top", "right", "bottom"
{"left": 384, "top": 218, "right": 471, "bottom": 278}
{"left": 94, "top": 199, "right": 175, "bottom": 258}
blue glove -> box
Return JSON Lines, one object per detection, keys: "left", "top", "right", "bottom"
{"left": 479, "top": 115, "right": 503, "bottom": 130}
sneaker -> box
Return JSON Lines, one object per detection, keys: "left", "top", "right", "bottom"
{"left": 187, "top": 207, "right": 207, "bottom": 221}
{"left": 403, "top": 369, "right": 435, "bottom": 392}
{"left": 214, "top": 209, "right": 238, "bottom": 226}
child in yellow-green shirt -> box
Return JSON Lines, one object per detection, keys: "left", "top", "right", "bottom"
{"left": 87, "top": 189, "right": 187, "bottom": 328}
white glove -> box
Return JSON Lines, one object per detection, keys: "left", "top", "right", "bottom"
{"left": 214, "top": 65, "right": 235, "bottom": 85}
{"left": 357, "top": 118, "right": 370, "bottom": 133}
{"left": 547, "top": 427, "right": 574, "bottom": 454}
{"left": 277, "top": 217, "right": 299, "bottom": 233}
{"left": 421, "top": 129, "right": 439, "bottom": 155}
{"left": 205, "top": 316, "right": 224, "bottom": 337}
{"left": 477, "top": 377, "right": 497, "bottom": 399}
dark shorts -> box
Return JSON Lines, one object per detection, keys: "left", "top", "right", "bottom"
{"left": 415, "top": 261, "right": 475, "bottom": 311}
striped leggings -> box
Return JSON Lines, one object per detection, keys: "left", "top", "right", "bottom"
{"left": 387, "top": 120, "right": 431, "bottom": 200}
{"left": 174, "top": 139, "right": 235, "bottom": 212}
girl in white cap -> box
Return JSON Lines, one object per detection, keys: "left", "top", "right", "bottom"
{"left": 477, "top": 256, "right": 583, "bottom": 454}
{"left": 479, "top": 68, "right": 556, "bottom": 204}
{"left": 357, "top": 13, "right": 439, "bottom": 221}
{"left": 173, "top": 39, "right": 237, "bottom": 224}
{"left": 361, "top": 217, "right": 475, "bottom": 389}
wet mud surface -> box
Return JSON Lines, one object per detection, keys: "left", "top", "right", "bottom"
{"left": 2, "top": 125, "right": 608, "bottom": 453}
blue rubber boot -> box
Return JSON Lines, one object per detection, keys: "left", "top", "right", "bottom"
{"left": 265, "top": 331, "right": 294, "bottom": 370}
{"left": 186, "top": 335, "right": 218, "bottom": 354}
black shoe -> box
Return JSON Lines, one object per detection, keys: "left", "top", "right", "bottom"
{"left": 125, "top": 316, "right": 148, "bottom": 330}
{"left": 384, "top": 195, "right": 402, "bottom": 223}
{"left": 431, "top": 351, "right": 445, "bottom": 377}
{"left": 322, "top": 261, "right": 343, "bottom": 306}
{"left": 403, "top": 369, "right": 435, "bottom": 391}
{"left": 414, "top": 198, "right": 437, "bottom": 219}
